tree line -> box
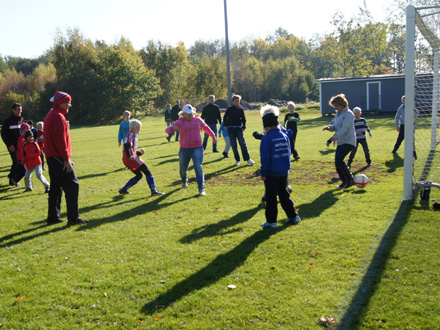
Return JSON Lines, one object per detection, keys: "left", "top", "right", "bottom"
{"left": 0, "top": 3, "right": 416, "bottom": 124}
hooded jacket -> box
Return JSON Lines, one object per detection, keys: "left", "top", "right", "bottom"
{"left": 165, "top": 115, "right": 215, "bottom": 149}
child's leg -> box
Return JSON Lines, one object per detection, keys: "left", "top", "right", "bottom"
{"left": 359, "top": 139, "right": 371, "bottom": 164}
{"left": 347, "top": 140, "right": 359, "bottom": 166}
{"left": 278, "top": 175, "right": 298, "bottom": 219}
{"left": 41, "top": 149, "right": 46, "bottom": 169}
{"left": 138, "top": 163, "right": 161, "bottom": 194}
{"left": 121, "top": 170, "right": 142, "bottom": 192}
{"left": 25, "top": 168, "right": 33, "bottom": 190}
{"left": 35, "top": 164, "right": 50, "bottom": 188}
{"left": 264, "top": 176, "right": 278, "bottom": 223}
{"left": 223, "top": 136, "right": 231, "bottom": 153}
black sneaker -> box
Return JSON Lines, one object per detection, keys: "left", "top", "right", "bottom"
{"left": 47, "top": 219, "right": 65, "bottom": 225}
{"left": 45, "top": 186, "right": 50, "bottom": 194}
{"left": 25, "top": 188, "right": 33, "bottom": 192}
{"left": 222, "top": 152, "right": 230, "bottom": 158}
{"left": 151, "top": 191, "right": 165, "bottom": 196}
{"left": 67, "top": 218, "right": 89, "bottom": 226}
{"left": 213, "top": 150, "right": 220, "bottom": 153}
{"left": 119, "top": 189, "right": 130, "bottom": 195}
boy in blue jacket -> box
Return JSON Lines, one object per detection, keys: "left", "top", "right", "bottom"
{"left": 259, "top": 105, "right": 301, "bottom": 228}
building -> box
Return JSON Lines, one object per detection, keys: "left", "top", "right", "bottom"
{"left": 318, "top": 74, "right": 405, "bottom": 115}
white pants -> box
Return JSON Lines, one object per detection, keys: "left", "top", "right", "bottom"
{"left": 25, "top": 164, "right": 50, "bottom": 189}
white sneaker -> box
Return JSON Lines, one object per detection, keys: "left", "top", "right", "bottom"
{"left": 199, "top": 189, "right": 206, "bottom": 196}
{"left": 182, "top": 182, "right": 188, "bottom": 188}
{"left": 234, "top": 161, "right": 240, "bottom": 166}
{"left": 247, "top": 159, "right": 255, "bottom": 165}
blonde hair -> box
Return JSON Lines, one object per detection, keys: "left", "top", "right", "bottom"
{"left": 129, "top": 119, "right": 142, "bottom": 130}
{"left": 329, "top": 93, "right": 349, "bottom": 108}
{"left": 232, "top": 94, "right": 241, "bottom": 101}
{"left": 352, "top": 107, "right": 362, "bottom": 114}
{"left": 287, "top": 101, "right": 296, "bottom": 108}
{"left": 36, "top": 121, "right": 44, "bottom": 130}
{"left": 260, "top": 104, "right": 280, "bottom": 118}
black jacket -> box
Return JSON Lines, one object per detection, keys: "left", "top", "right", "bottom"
{"left": 201, "top": 103, "right": 221, "bottom": 125}
{"left": 1, "top": 113, "right": 22, "bottom": 148}
{"left": 223, "top": 106, "right": 246, "bottom": 129}
{"left": 171, "top": 105, "right": 181, "bottom": 121}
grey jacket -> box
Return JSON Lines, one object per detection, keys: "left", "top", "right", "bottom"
{"left": 329, "top": 108, "right": 356, "bottom": 147}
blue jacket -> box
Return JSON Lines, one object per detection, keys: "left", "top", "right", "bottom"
{"left": 118, "top": 121, "right": 130, "bottom": 144}
{"left": 259, "top": 128, "right": 291, "bottom": 177}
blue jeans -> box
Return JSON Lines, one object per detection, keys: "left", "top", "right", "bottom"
{"left": 179, "top": 147, "right": 204, "bottom": 190}
{"left": 228, "top": 127, "right": 250, "bottom": 161}
{"left": 203, "top": 124, "right": 218, "bottom": 151}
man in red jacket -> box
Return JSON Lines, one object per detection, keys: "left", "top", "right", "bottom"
{"left": 44, "top": 91, "right": 88, "bottom": 226}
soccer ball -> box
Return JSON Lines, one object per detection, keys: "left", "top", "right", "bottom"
{"left": 354, "top": 174, "right": 369, "bottom": 188}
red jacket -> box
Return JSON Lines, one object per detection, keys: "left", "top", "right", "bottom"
{"left": 44, "top": 106, "right": 71, "bottom": 161}
{"left": 37, "top": 130, "right": 44, "bottom": 149}
{"left": 22, "top": 141, "right": 42, "bottom": 169}
{"left": 16, "top": 135, "right": 26, "bottom": 164}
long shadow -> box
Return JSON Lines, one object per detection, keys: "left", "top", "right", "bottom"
{"left": 296, "top": 188, "right": 342, "bottom": 218}
{"left": 142, "top": 222, "right": 292, "bottom": 315}
{"left": 76, "top": 167, "right": 125, "bottom": 180}
{"left": 75, "top": 188, "right": 195, "bottom": 231}
{"left": 336, "top": 200, "right": 413, "bottom": 329}
{"left": 0, "top": 222, "right": 67, "bottom": 249}
{"left": 157, "top": 158, "right": 179, "bottom": 166}
{"left": 385, "top": 153, "right": 403, "bottom": 173}
{"left": 179, "top": 206, "right": 261, "bottom": 244}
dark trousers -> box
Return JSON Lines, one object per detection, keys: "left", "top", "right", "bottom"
{"left": 393, "top": 124, "right": 405, "bottom": 152}
{"left": 289, "top": 130, "right": 299, "bottom": 158}
{"left": 203, "top": 124, "right": 218, "bottom": 151}
{"left": 8, "top": 150, "right": 25, "bottom": 183}
{"left": 47, "top": 157, "right": 79, "bottom": 222}
{"left": 228, "top": 127, "right": 250, "bottom": 162}
{"left": 335, "top": 144, "right": 355, "bottom": 168}
{"left": 264, "top": 175, "right": 298, "bottom": 223}
{"left": 348, "top": 138, "right": 370, "bottom": 164}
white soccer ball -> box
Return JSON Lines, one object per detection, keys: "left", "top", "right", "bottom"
{"left": 354, "top": 174, "right": 369, "bottom": 188}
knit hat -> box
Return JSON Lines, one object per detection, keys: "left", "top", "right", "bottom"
{"left": 260, "top": 105, "right": 280, "bottom": 128}
{"left": 50, "top": 91, "right": 72, "bottom": 106}
{"left": 25, "top": 130, "right": 33, "bottom": 139}
{"left": 20, "top": 123, "right": 30, "bottom": 134}
{"left": 182, "top": 104, "right": 195, "bottom": 114}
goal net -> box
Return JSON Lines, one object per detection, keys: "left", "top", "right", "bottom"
{"left": 404, "top": 5, "right": 440, "bottom": 200}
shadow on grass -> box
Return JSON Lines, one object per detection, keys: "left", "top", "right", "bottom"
{"left": 296, "top": 188, "right": 342, "bottom": 218}
{"left": 142, "top": 221, "right": 295, "bottom": 315}
{"left": 0, "top": 222, "right": 67, "bottom": 249}
{"left": 76, "top": 167, "right": 125, "bottom": 180}
{"left": 336, "top": 200, "right": 413, "bottom": 329}
{"left": 385, "top": 153, "right": 403, "bottom": 173}
{"left": 179, "top": 206, "right": 261, "bottom": 244}
{"left": 75, "top": 188, "right": 196, "bottom": 231}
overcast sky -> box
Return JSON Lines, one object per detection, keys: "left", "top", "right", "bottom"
{"left": 0, "top": 0, "right": 397, "bottom": 59}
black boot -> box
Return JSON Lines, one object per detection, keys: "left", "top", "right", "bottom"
{"left": 342, "top": 165, "right": 355, "bottom": 188}
{"left": 336, "top": 166, "right": 347, "bottom": 188}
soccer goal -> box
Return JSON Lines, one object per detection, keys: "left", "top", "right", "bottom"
{"left": 404, "top": 5, "right": 440, "bottom": 200}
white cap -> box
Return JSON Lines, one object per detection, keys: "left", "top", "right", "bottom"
{"left": 182, "top": 104, "right": 195, "bottom": 114}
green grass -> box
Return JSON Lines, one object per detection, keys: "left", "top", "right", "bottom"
{"left": 1, "top": 106, "right": 439, "bottom": 329}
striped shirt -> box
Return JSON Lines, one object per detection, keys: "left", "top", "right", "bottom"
{"left": 354, "top": 117, "right": 371, "bottom": 140}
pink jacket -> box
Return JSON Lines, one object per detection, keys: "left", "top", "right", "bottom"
{"left": 166, "top": 115, "right": 215, "bottom": 149}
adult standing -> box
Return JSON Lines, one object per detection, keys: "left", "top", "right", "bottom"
{"left": 323, "top": 94, "right": 356, "bottom": 188}
{"left": 44, "top": 91, "right": 88, "bottom": 226}
{"left": 165, "top": 104, "right": 216, "bottom": 196}
{"left": 1, "top": 103, "right": 25, "bottom": 186}
{"left": 392, "top": 95, "right": 406, "bottom": 154}
{"left": 164, "top": 104, "right": 173, "bottom": 142}
{"left": 223, "top": 95, "right": 255, "bottom": 166}
{"left": 171, "top": 99, "right": 182, "bottom": 142}
{"left": 201, "top": 95, "right": 221, "bottom": 152}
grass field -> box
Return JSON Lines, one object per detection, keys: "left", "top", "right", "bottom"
{"left": 1, "top": 105, "right": 439, "bottom": 329}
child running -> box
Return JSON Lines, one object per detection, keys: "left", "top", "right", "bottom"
{"left": 259, "top": 105, "right": 300, "bottom": 228}
{"left": 22, "top": 130, "right": 50, "bottom": 192}
{"left": 119, "top": 119, "right": 164, "bottom": 196}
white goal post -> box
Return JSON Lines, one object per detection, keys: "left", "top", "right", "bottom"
{"left": 404, "top": 5, "right": 440, "bottom": 200}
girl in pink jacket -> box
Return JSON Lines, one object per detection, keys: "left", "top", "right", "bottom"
{"left": 166, "top": 105, "right": 216, "bottom": 196}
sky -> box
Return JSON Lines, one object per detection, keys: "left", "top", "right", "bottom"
{"left": 0, "top": 0, "right": 397, "bottom": 59}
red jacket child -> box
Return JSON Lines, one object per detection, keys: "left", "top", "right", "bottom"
{"left": 16, "top": 123, "right": 30, "bottom": 165}
{"left": 37, "top": 130, "right": 44, "bottom": 149}
{"left": 22, "top": 139, "right": 43, "bottom": 170}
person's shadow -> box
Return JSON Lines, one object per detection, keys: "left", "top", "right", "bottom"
{"left": 385, "top": 153, "right": 403, "bottom": 173}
